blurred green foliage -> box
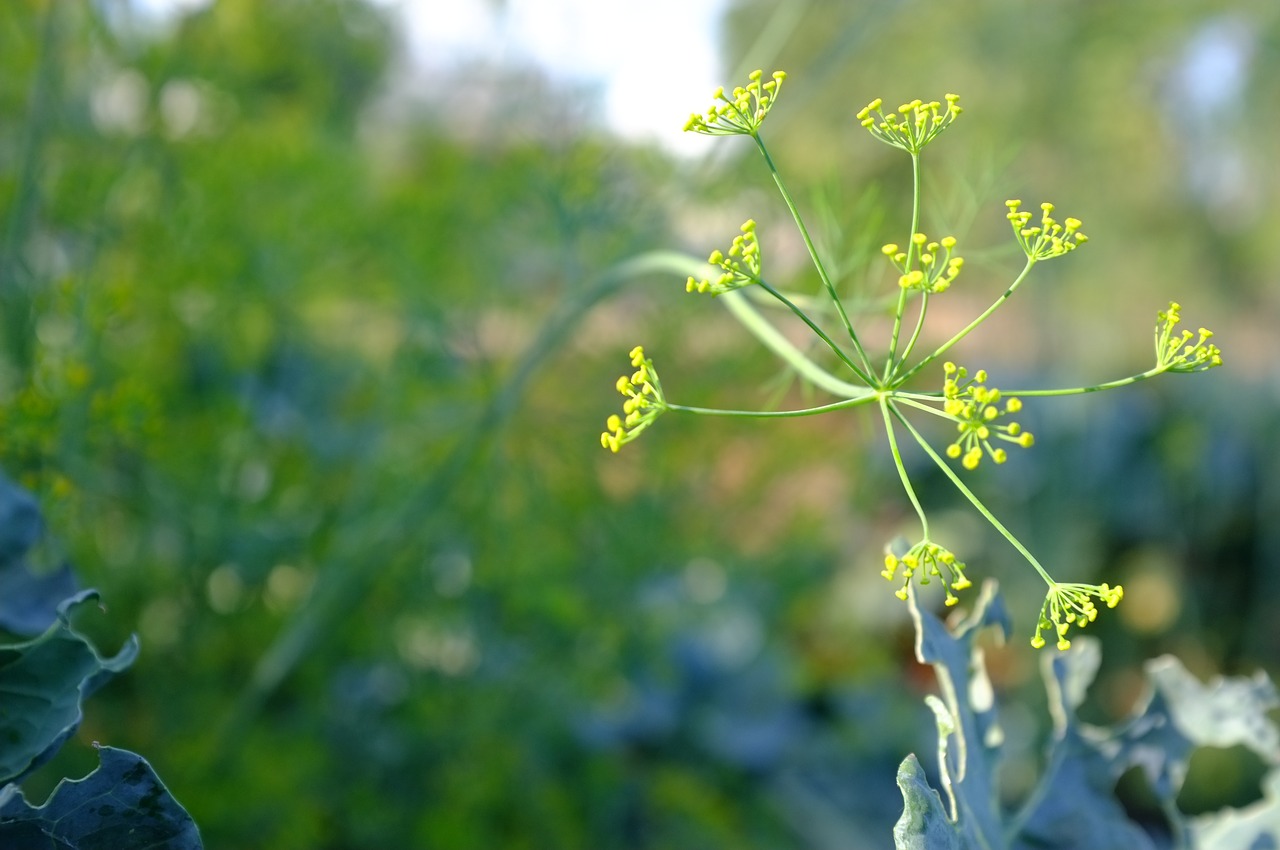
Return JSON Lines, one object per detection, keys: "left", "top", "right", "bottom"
{"left": 1, "top": 0, "right": 1278, "bottom": 847}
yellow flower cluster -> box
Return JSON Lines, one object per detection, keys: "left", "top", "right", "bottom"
{"left": 686, "top": 219, "right": 762, "bottom": 296}
{"left": 1005, "top": 200, "right": 1087, "bottom": 261}
{"left": 881, "top": 540, "right": 973, "bottom": 606}
{"left": 1031, "top": 582, "right": 1124, "bottom": 650}
{"left": 684, "top": 70, "right": 787, "bottom": 137}
{"left": 942, "top": 363, "right": 1033, "bottom": 470}
{"left": 856, "top": 94, "right": 962, "bottom": 154}
{"left": 600, "top": 346, "right": 667, "bottom": 453}
{"left": 1155, "top": 302, "right": 1222, "bottom": 372}
{"left": 881, "top": 232, "right": 963, "bottom": 294}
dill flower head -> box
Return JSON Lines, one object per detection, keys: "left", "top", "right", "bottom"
{"left": 941, "top": 363, "right": 1032, "bottom": 471}
{"left": 600, "top": 346, "right": 667, "bottom": 453}
{"left": 686, "top": 219, "right": 763, "bottom": 296}
{"left": 881, "top": 232, "right": 963, "bottom": 294}
{"left": 1005, "top": 200, "right": 1087, "bottom": 261}
{"left": 684, "top": 70, "right": 787, "bottom": 137}
{"left": 1030, "top": 582, "right": 1124, "bottom": 650}
{"left": 856, "top": 94, "right": 962, "bottom": 154}
{"left": 882, "top": 539, "right": 973, "bottom": 606}
{"left": 1155, "top": 302, "right": 1222, "bottom": 372}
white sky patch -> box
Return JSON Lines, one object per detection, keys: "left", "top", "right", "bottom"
{"left": 380, "top": 0, "right": 728, "bottom": 153}
{"left": 128, "top": 0, "right": 729, "bottom": 153}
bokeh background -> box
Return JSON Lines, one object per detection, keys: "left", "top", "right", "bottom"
{"left": 2, "top": 0, "right": 1278, "bottom": 847}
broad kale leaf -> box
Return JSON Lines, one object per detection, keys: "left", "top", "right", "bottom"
{"left": 0, "top": 591, "right": 139, "bottom": 785}
{"left": 0, "top": 746, "right": 201, "bottom": 850}
{"left": 895, "top": 581, "right": 1280, "bottom": 850}
{"left": 0, "top": 474, "right": 203, "bottom": 847}
{"left": 0, "top": 474, "right": 76, "bottom": 637}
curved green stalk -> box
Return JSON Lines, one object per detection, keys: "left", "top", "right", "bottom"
{"left": 880, "top": 396, "right": 929, "bottom": 534}
{"left": 668, "top": 393, "right": 878, "bottom": 418}
{"left": 896, "top": 257, "right": 1036, "bottom": 386}
{"left": 752, "top": 133, "right": 875, "bottom": 377}
{"left": 891, "top": 402, "right": 1055, "bottom": 587}
{"left": 758, "top": 279, "right": 874, "bottom": 385}
{"left": 884, "top": 152, "right": 923, "bottom": 380}
{"left": 719, "top": 289, "right": 871, "bottom": 399}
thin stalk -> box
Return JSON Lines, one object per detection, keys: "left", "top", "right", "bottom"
{"left": 892, "top": 289, "right": 930, "bottom": 379}
{"left": 896, "top": 258, "right": 1036, "bottom": 385}
{"left": 892, "top": 395, "right": 955, "bottom": 423}
{"left": 1003, "top": 366, "right": 1168, "bottom": 397}
{"left": 753, "top": 133, "right": 875, "bottom": 376}
{"left": 667, "top": 393, "right": 877, "bottom": 419}
{"left": 758, "top": 279, "right": 874, "bottom": 385}
{"left": 884, "top": 152, "right": 922, "bottom": 379}
{"left": 880, "top": 396, "right": 928, "bottom": 534}
{"left": 891, "top": 403, "right": 1054, "bottom": 587}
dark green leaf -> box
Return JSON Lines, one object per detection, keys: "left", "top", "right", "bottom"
{"left": 0, "top": 745, "right": 201, "bottom": 849}
{"left": 0, "top": 592, "right": 138, "bottom": 784}
{"left": 0, "top": 475, "right": 75, "bottom": 638}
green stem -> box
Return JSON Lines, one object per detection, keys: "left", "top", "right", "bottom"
{"left": 885, "top": 152, "right": 922, "bottom": 380}
{"left": 1003, "top": 365, "right": 1168, "bottom": 396}
{"left": 758, "top": 280, "right": 874, "bottom": 385}
{"left": 753, "top": 133, "right": 875, "bottom": 377}
{"left": 718, "top": 289, "right": 868, "bottom": 399}
{"left": 892, "top": 396, "right": 954, "bottom": 422}
{"left": 893, "top": 289, "right": 930, "bottom": 379}
{"left": 896, "top": 257, "right": 1036, "bottom": 386}
{"left": 880, "top": 396, "right": 928, "bottom": 534}
{"left": 891, "top": 402, "right": 1054, "bottom": 587}
{"left": 667, "top": 393, "right": 877, "bottom": 419}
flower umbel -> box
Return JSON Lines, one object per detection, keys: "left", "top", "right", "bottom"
{"left": 1155, "top": 302, "right": 1222, "bottom": 372}
{"left": 941, "top": 363, "right": 1032, "bottom": 470}
{"left": 684, "top": 70, "right": 787, "bottom": 137}
{"left": 1006, "top": 200, "right": 1087, "bottom": 262}
{"left": 1031, "top": 582, "right": 1124, "bottom": 650}
{"left": 686, "top": 219, "right": 762, "bottom": 295}
{"left": 882, "top": 539, "right": 973, "bottom": 606}
{"left": 882, "top": 232, "right": 963, "bottom": 293}
{"left": 857, "top": 94, "right": 962, "bottom": 154}
{"left": 600, "top": 79, "right": 1225, "bottom": 654}
{"left": 600, "top": 346, "right": 667, "bottom": 453}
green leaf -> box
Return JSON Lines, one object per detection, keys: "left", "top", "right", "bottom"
{"left": 0, "top": 745, "right": 201, "bottom": 849}
{"left": 0, "top": 591, "right": 138, "bottom": 785}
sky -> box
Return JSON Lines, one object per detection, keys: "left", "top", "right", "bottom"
{"left": 384, "top": 0, "right": 728, "bottom": 152}
{"left": 132, "top": 0, "right": 730, "bottom": 154}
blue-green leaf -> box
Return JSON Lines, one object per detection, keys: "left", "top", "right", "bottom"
{"left": 893, "top": 753, "right": 960, "bottom": 850}
{"left": 891, "top": 581, "right": 1009, "bottom": 849}
{"left": 0, "top": 745, "right": 201, "bottom": 849}
{"left": 0, "top": 475, "right": 77, "bottom": 638}
{"left": 0, "top": 591, "right": 139, "bottom": 785}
